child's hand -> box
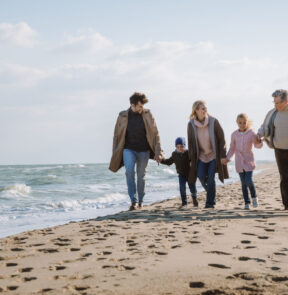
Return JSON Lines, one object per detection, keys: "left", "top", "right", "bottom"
{"left": 221, "top": 158, "right": 228, "bottom": 165}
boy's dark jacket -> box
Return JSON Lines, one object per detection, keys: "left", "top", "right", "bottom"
{"left": 161, "top": 150, "right": 190, "bottom": 178}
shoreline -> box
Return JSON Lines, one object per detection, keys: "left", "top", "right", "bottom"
{"left": 0, "top": 161, "right": 275, "bottom": 240}
{"left": 1, "top": 163, "right": 288, "bottom": 294}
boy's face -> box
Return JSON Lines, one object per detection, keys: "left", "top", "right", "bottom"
{"left": 176, "top": 144, "right": 185, "bottom": 153}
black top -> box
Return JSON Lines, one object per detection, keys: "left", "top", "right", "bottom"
{"left": 161, "top": 150, "right": 190, "bottom": 177}
{"left": 124, "top": 108, "right": 150, "bottom": 152}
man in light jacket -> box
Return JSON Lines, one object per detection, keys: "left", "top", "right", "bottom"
{"left": 258, "top": 89, "right": 288, "bottom": 210}
{"left": 109, "top": 92, "right": 163, "bottom": 211}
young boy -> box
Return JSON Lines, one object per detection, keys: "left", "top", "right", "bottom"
{"left": 161, "top": 137, "right": 198, "bottom": 208}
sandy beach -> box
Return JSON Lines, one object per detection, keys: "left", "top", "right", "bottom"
{"left": 1, "top": 164, "right": 288, "bottom": 295}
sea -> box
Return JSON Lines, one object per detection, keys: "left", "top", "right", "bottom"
{"left": 0, "top": 161, "right": 270, "bottom": 238}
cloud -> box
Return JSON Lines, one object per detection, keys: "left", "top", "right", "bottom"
{"left": 0, "top": 63, "right": 48, "bottom": 87}
{"left": 54, "top": 29, "right": 113, "bottom": 53}
{"left": 0, "top": 22, "right": 37, "bottom": 47}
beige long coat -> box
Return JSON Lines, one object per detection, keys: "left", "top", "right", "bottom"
{"left": 109, "top": 108, "right": 163, "bottom": 172}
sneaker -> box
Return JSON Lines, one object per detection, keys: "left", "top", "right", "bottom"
{"left": 204, "top": 204, "right": 214, "bottom": 209}
{"left": 192, "top": 197, "right": 199, "bottom": 207}
{"left": 179, "top": 204, "right": 188, "bottom": 210}
{"left": 129, "top": 203, "right": 137, "bottom": 211}
{"left": 252, "top": 197, "right": 258, "bottom": 208}
{"left": 138, "top": 203, "right": 143, "bottom": 209}
{"left": 244, "top": 204, "right": 250, "bottom": 210}
{"left": 284, "top": 206, "right": 288, "bottom": 210}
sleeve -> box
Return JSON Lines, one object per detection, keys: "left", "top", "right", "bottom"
{"left": 150, "top": 112, "right": 162, "bottom": 157}
{"left": 187, "top": 122, "right": 194, "bottom": 161}
{"left": 112, "top": 115, "right": 121, "bottom": 153}
{"left": 215, "top": 119, "right": 227, "bottom": 158}
{"left": 161, "top": 153, "right": 174, "bottom": 166}
{"left": 226, "top": 133, "right": 236, "bottom": 160}
{"left": 252, "top": 131, "right": 263, "bottom": 149}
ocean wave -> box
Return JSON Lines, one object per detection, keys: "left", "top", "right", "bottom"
{"left": 0, "top": 184, "right": 31, "bottom": 199}
{"left": 46, "top": 193, "right": 128, "bottom": 210}
{"left": 28, "top": 175, "right": 65, "bottom": 185}
{"left": 162, "top": 168, "right": 176, "bottom": 175}
{"left": 87, "top": 183, "right": 112, "bottom": 192}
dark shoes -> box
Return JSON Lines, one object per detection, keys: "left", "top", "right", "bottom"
{"left": 138, "top": 203, "right": 143, "bottom": 209}
{"left": 129, "top": 203, "right": 137, "bottom": 211}
{"left": 284, "top": 206, "right": 288, "bottom": 210}
{"left": 204, "top": 204, "right": 215, "bottom": 209}
{"left": 192, "top": 197, "right": 199, "bottom": 207}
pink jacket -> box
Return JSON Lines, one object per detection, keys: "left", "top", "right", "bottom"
{"left": 226, "top": 129, "right": 263, "bottom": 173}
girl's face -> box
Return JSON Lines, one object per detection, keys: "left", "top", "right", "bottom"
{"left": 195, "top": 104, "right": 207, "bottom": 121}
{"left": 237, "top": 118, "right": 248, "bottom": 132}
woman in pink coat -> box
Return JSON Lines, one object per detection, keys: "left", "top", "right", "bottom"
{"left": 223, "top": 114, "right": 263, "bottom": 209}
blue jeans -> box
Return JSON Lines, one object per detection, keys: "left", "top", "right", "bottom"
{"left": 197, "top": 159, "right": 216, "bottom": 207}
{"left": 239, "top": 171, "right": 257, "bottom": 204}
{"left": 123, "top": 149, "right": 150, "bottom": 204}
{"left": 178, "top": 174, "right": 197, "bottom": 205}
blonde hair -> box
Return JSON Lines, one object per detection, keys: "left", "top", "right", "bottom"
{"left": 189, "top": 100, "right": 207, "bottom": 120}
{"left": 236, "top": 113, "right": 253, "bottom": 129}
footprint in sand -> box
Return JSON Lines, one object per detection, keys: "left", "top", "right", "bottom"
{"left": 258, "top": 236, "right": 269, "bottom": 240}
{"left": 74, "top": 286, "right": 90, "bottom": 291}
{"left": 189, "top": 240, "right": 201, "bottom": 244}
{"left": 70, "top": 248, "right": 81, "bottom": 252}
{"left": 208, "top": 264, "right": 231, "bottom": 269}
{"left": 271, "top": 276, "right": 288, "bottom": 282}
{"left": 274, "top": 252, "right": 287, "bottom": 256}
{"left": 241, "top": 240, "right": 251, "bottom": 244}
{"left": 189, "top": 281, "right": 205, "bottom": 288}
{"left": 11, "top": 248, "right": 24, "bottom": 252}
{"left": 271, "top": 267, "right": 281, "bottom": 271}
{"left": 19, "top": 267, "right": 33, "bottom": 273}
{"left": 38, "top": 248, "right": 59, "bottom": 253}
{"left": 6, "top": 263, "right": 18, "bottom": 267}
{"left": 205, "top": 251, "right": 231, "bottom": 256}
{"left": 41, "top": 288, "right": 53, "bottom": 293}
{"left": 155, "top": 251, "right": 168, "bottom": 255}
{"left": 23, "top": 277, "right": 37, "bottom": 282}
{"left": 264, "top": 229, "right": 275, "bottom": 232}
{"left": 238, "top": 256, "right": 266, "bottom": 263}
{"left": 6, "top": 286, "right": 19, "bottom": 291}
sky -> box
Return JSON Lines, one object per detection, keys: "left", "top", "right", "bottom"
{"left": 1, "top": 0, "right": 288, "bottom": 165}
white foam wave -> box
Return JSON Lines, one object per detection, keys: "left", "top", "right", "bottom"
{"left": 0, "top": 184, "right": 31, "bottom": 199}
{"left": 162, "top": 168, "right": 176, "bottom": 175}
{"left": 46, "top": 193, "right": 128, "bottom": 210}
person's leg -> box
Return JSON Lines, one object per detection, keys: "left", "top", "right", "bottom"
{"left": 245, "top": 171, "right": 257, "bottom": 200}
{"left": 188, "top": 179, "right": 198, "bottom": 206}
{"left": 239, "top": 172, "right": 250, "bottom": 205}
{"left": 123, "top": 149, "right": 137, "bottom": 206}
{"left": 275, "top": 149, "right": 288, "bottom": 209}
{"left": 197, "top": 160, "right": 208, "bottom": 192}
{"left": 206, "top": 160, "right": 216, "bottom": 206}
{"left": 178, "top": 175, "right": 188, "bottom": 205}
{"left": 136, "top": 151, "right": 150, "bottom": 205}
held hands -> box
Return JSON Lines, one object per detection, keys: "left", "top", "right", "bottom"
{"left": 255, "top": 135, "right": 262, "bottom": 144}
{"left": 221, "top": 158, "right": 229, "bottom": 165}
{"left": 154, "top": 155, "right": 162, "bottom": 165}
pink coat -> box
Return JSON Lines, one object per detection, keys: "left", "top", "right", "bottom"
{"left": 226, "top": 129, "right": 263, "bottom": 173}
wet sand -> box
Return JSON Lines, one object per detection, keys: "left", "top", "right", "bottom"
{"left": 1, "top": 163, "right": 288, "bottom": 295}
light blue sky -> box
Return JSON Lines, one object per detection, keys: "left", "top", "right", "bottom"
{"left": 1, "top": 0, "right": 287, "bottom": 164}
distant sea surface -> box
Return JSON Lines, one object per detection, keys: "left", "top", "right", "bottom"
{"left": 0, "top": 161, "right": 272, "bottom": 238}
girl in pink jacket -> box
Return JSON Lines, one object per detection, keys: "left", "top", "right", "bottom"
{"left": 224, "top": 114, "right": 263, "bottom": 209}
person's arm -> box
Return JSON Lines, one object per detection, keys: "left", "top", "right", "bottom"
{"left": 161, "top": 154, "right": 174, "bottom": 166}
{"left": 226, "top": 133, "right": 236, "bottom": 160}
{"left": 149, "top": 112, "right": 162, "bottom": 163}
{"left": 214, "top": 119, "right": 227, "bottom": 159}
{"left": 112, "top": 115, "right": 121, "bottom": 153}
{"left": 252, "top": 131, "right": 263, "bottom": 149}
{"left": 187, "top": 122, "right": 194, "bottom": 162}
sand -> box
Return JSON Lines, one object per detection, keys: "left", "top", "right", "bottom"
{"left": 1, "top": 164, "right": 288, "bottom": 295}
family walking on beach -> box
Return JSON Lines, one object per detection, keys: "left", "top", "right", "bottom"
{"left": 109, "top": 90, "right": 288, "bottom": 212}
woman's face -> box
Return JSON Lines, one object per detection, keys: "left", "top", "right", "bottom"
{"left": 195, "top": 104, "right": 207, "bottom": 120}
